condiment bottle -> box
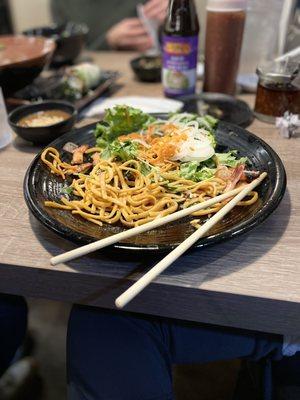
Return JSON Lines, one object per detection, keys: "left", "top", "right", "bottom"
{"left": 254, "top": 60, "right": 300, "bottom": 123}
{"left": 203, "top": 0, "right": 247, "bottom": 95}
{"left": 162, "top": 0, "right": 200, "bottom": 98}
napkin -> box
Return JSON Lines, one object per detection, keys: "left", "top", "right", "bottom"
{"left": 137, "top": 3, "right": 160, "bottom": 55}
{"left": 83, "top": 96, "right": 184, "bottom": 117}
{"left": 276, "top": 112, "right": 300, "bottom": 139}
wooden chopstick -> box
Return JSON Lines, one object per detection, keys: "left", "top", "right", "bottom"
{"left": 50, "top": 182, "right": 258, "bottom": 266}
{"left": 115, "top": 172, "right": 267, "bottom": 309}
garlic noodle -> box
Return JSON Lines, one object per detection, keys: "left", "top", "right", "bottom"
{"left": 40, "top": 106, "right": 259, "bottom": 229}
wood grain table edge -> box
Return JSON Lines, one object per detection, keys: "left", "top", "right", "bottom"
{"left": 0, "top": 262, "right": 297, "bottom": 335}
{"left": 1, "top": 51, "right": 299, "bottom": 335}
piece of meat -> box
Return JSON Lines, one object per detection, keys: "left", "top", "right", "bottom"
{"left": 225, "top": 164, "right": 245, "bottom": 192}
{"left": 71, "top": 144, "right": 89, "bottom": 165}
{"left": 72, "top": 162, "right": 93, "bottom": 173}
{"left": 63, "top": 142, "right": 78, "bottom": 153}
{"left": 215, "top": 165, "right": 232, "bottom": 181}
{"left": 91, "top": 152, "right": 100, "bottom": 166}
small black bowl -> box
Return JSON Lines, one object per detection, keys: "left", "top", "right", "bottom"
{"left": 8, "top": 101, "right": 77, "bottom": 145}
{"left": 23, "top": 22, "right": 89, "bottom": 66}
{"left": 130, "top": 55, "right": 161, "bottom": 82}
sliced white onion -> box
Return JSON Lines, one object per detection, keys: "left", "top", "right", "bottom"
{"left": 171, "top": 128, "right": 215, "bottom": 162}
{"left": 146, "top": 120, "right": 215, "bottom": 163}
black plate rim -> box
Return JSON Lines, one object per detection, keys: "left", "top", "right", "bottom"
{"left": 23, "top": 120, "right": 287, "bottom": 251}
{"left": 179, "top": 93, "right": 254, "bottom": 128}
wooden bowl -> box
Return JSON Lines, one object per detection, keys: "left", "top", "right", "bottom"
{"left": 0, "top": 35, "right": 56, "bottom": 95}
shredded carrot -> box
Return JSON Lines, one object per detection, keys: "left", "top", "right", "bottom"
{"left": 117, "top": 124, "right": 190, "bottom": 166}
{"left": 118, "top": 133, "right": 141, "bottom": 141}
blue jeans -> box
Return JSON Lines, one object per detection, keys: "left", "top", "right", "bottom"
{"left": 0, "top": 294, "right": 27, "bottom": 376}
{"left": 67, "top": 306, "right": 284, "bottom": 400}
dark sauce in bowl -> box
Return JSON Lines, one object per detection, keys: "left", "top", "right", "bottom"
{"left": 255, "top": 82, "right": 300, "bottom": 118}
{"left": 254, "top": 60, "right": 300, "bottom": 122}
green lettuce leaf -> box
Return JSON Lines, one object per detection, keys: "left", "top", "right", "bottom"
{"left": 180, "top": 161, "right": 199, "bottom": 180}
{"left": 194, "top": 167, "right": 217, "bottom": 181}
{"left": 169, "top": 113, "right": 217, "bottom": 131}
{"left": 215, "top": 150, "right": 247, "bottom": 167}
{"left": 197, "top": 115, "right": 218, "bottom": 132}
{"left": 162, "top": 182, "right": 181, "bottom": 193}
{"left": 95, "top": 105, "right": 155, "bottom": 147}
{"left": 139, "top": 162, "right": 153, "bottom": 176}
{"left": 205, "top": 131, "right": 217, "bottom": 148}
{"left": 201, "top": 157, "right": 217, "bottom": 169}
{"left": 60, "top": 185, "right": 73, "bottom": 195}
{"left": 101, "top": 140, "right": 138, "bottom": 162}
{"left": 180, "top": 161, "right": 216, "bottom": 182}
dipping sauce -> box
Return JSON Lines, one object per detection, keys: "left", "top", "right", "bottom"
{"left": 18, "top": 109, "right": 71, "bottom": 128}
{"left": 254, "top": 60, "right": 300, "bottom": 123}
{"left": 203, "top": 0, "right": 247, "bottom": 95}
{"left": 255, "top": 83, "right": 300, "bottom": 117}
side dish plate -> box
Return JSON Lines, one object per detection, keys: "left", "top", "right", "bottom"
{"left": 24, "top": 120, "right": 286, "bottom": 251}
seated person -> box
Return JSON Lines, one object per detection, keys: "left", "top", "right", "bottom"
{"left": 51, "top": 0, "right": 168, "bottom": 51}
{"left": 67, "top": 306, "right": 300, "bottom": 400}
{"left": 0, "top": 294, "right": 27, "bottom": 376}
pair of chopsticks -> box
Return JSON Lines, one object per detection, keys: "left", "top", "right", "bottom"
{"left": 51, "top": 172, "right": 267, "bottom": 308}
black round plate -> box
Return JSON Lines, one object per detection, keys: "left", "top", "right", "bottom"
{"left": 180, "top": 93, "right": 253, "bottom": 128}
{"left": 24, "top": 120, "right": 286, "bottom": 251}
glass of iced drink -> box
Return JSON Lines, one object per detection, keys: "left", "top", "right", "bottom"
{"left": 203, "top": 0, "right": 247, "bottom": 95}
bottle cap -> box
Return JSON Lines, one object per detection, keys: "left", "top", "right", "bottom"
{"left": 207, "top": 0, "right": 247, "bottom": 11}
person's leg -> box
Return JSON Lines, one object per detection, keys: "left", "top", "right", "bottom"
{"left": 67, "top": 306, "right": 173, "bottom": 400}
{"left": 273, "top": 351, "right": 300, "bottom": 385}
{"left": 67, "top": 306, "right": 283, "bottom": 400}
{"left": 165, "top": 319, "right": 282, "bottom": 365}
{"left": 0, "top": 294, "right": 28, "bottom": 376}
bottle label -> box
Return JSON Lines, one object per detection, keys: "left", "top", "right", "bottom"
{"left": 162, "top": 35, "right": 198, "bottom": 97}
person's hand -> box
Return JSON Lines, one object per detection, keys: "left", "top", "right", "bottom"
{"left": 106, "top": 18, "right": 153, "bottom": 51}
{"left": 143, "top": 0, "right": 168, "bottom": 23}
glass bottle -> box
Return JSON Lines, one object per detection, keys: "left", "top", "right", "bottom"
{"left": 162, "top": 0, "right": 200, "bottom": 98}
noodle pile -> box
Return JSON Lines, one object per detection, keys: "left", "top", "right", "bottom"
{"left": 41, "top": 146, "right": 258, "bottom": 228}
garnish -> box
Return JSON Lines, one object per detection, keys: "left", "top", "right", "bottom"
{"left": 101, "top": 140, "right": 139, "bottom": 162}
{"left": 95, "top": 105, "right": 155, "bottom": 147}
{"left": 61, "top": 186, "right": 73, "bottom": 195}
{"left": 215, "top": 150, "right": 247, "bottom": 167}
